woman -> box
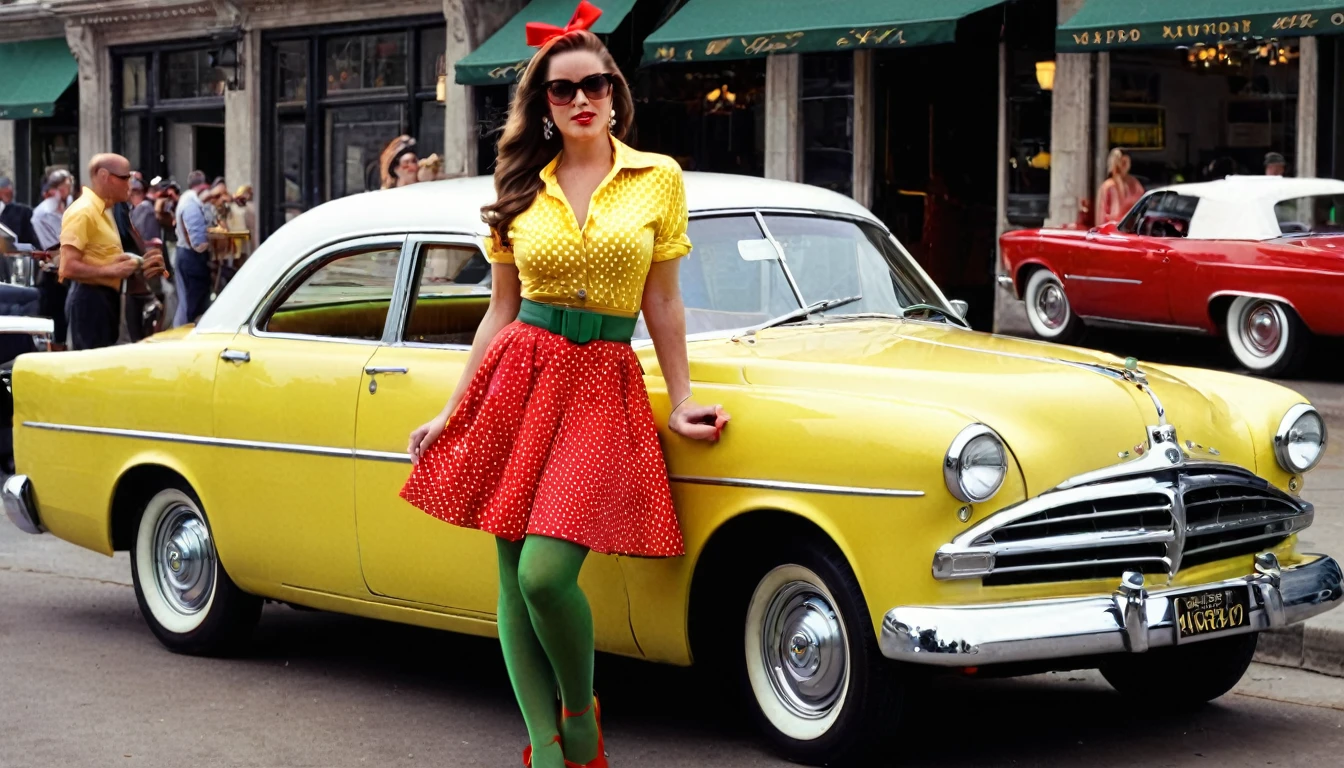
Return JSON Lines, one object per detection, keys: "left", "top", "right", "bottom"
{"left": 399, "top": 3, "right": 727, "bottom": 766}
{"left": 379, "top": 135, "right": 420, "bottom": 189}
{"left": 1097, "top": 147, "right": 1145, "bottom": 225}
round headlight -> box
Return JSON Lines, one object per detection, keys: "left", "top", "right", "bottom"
{"left": 945, "top": 425, "right": 1008, "bottom": 503}
{"left": 1275, "top": 404, "right": 1327, "bottom": 474}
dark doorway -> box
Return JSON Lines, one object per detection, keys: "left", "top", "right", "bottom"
{"left": 871, "top": 11, "right": 1001, "bottom": 331}
{"left": 194, "top": 125, "right": 225, "bottom": 181}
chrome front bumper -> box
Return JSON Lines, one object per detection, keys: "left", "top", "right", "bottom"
{"left": 880, "top": 553, "right": 1342, "bottom": 666}
{"left": 2, "top": 474, "right": 42, "bottom": 534}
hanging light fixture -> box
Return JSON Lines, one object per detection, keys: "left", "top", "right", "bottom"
{"left": 1035, "top": 60, "right": 1055, "bottom": 91}
{"left": 436, "top": 54, "right": 447, "bottom": 102}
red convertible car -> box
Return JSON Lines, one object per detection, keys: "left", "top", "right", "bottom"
{"left": 1000, "top": 176, "right": 1344, "bottom": 375}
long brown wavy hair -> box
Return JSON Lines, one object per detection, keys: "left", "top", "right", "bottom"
{"left": 482, "top": 30, "right": 634, "bottom": 247}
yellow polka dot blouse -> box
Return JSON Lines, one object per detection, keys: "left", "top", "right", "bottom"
{"left": 486, "top": 137, "right": 692, "bottom": 317}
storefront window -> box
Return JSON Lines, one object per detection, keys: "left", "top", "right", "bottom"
{"left": 326, "top": 103, "right": 406, "bottom": 198}
{"left": 417, "top": 101, "right": 445, "bottom": 161}
{"left": 276, "top": 41, "right": 308, "bottom": 106}
{"left": 121, "top": 115, "right": 143, "bottom": 171}
{"left": 277, "top": 120, "right": 306, "bottom": 226}
{"left": 475, "top": 84, "right": 513, "bottom": 176}
{"left": 418, "top": 28, "right": 446, "bottom": 89}
{"left": 801, "top": 53, "right": 854, "bottom": 197}
{"left": 326, "top": 33, "right": 408, "bottom": 94}
{"left": 162, "top": 49, "right": 226, "bottom": 100}
{"left": 1110, "top": 44, "right": 1299, "bottom": 186}
{"left": 632, "top": 61, "right": 766, "bottom": 175}
{"left": 1006, "top": 50, "right": 1053, "bottom": 226}
{"left": 122, "top": 56, "right": 148, "bottom": 108}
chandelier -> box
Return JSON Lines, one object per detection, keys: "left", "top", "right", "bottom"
{"left": 1186, "top": 39, "right": 1298, "bottom": 70}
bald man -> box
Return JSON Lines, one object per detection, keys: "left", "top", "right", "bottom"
{"left": 58, "top": 153, "right": 166, "bottom": 350}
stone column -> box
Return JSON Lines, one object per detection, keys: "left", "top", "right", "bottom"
{"left": 0, "top": 121, "right": 14, "bottom": 181}
{"left": 852, "top": 50, "right": 874, "bottom": 208}
{"left": 1093, "top": 51, "right": 1110, "bottom": 194}
{"left": 1298, "top": 36, "right": 1319, "bottom": 178}
{"left": 1046, "top": 52, "right": 1092, "bottom": 227}
{"left": 225, "top": 29, "right": 263, "bottom": 211}
{"left": 66, "top": 23, "right": 112, "bottom": 176}
{"left": 442, "top": 0, "right": 476, "bottom": 178}
{"left": 765, "top": 53, "right": 800, "bottom": 181}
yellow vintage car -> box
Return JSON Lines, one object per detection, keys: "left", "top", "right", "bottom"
{"left": 3, "top": 174, "right": 1340, "bottom": 766}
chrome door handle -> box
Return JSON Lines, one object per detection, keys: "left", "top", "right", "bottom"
{"left": 220, "top": 349, "right": 250, "bottom": 363}
{"left": 364, "top": 366, "right": 409, "bottom": 376}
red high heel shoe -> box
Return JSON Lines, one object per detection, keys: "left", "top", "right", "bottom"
{"left": 561, "top": 695, "right": 607, "bottom": 768}
{"left": 522, "top": 734, "right": 561, "bottom": 767}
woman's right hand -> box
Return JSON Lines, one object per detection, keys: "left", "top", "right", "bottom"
{"left": 408, "top": 413, "right": 449, "bottom": 466}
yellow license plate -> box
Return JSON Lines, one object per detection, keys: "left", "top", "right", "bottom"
{"left": 1175, "top": 586, "right": 1250, "bottom": 641}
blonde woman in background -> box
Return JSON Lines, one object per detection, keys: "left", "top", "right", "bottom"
{"left": 1097, "top": 147, "right": 1144, "bottom": 225}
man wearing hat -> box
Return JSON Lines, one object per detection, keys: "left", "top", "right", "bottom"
{"left": 1265, "top": 151, "right": 1287, "bottom": 176}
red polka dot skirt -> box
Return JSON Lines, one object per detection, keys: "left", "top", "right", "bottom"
{"left": 399, "top": 321, "right": 685, "bottom": 557}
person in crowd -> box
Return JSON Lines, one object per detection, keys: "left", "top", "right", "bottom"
{"left": 380, "top": 135, "right": 420, "bottom": 189}
{"left": 131, "top": 178, "right": 162, "bottom": 243}
{"left": 400, "top": 6, "right": 726, "bottom": 767}
{"left": 58, "top": 154, "right": 166, "bottom": 350}
{"left": 0, "top": 176, "right": 40, "bottom": 248}
{"left": 206, "top": 177, "right": 231, "bottom": 226}
{"left": 1097, "top": 148, "right": 1144, "bottom": 225}
{"left": 153, "top": 179, "right": 179, "bottom": 234}
{"left": 1265, "top": 151, "right": 1288, "bottom": 176}
{"left": 227, "top": 184, "right": 257, "bottom": 256}
{"left": 30, "top": 171, "right": 74, "bottom": 349}
{"left": 173, "top": 171, "right": 214, "bottom": 326}
{"left": 32, "top": 170, "right": 72, "bottom": 251}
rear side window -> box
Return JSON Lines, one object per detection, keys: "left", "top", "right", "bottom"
{"left": 1274, "top": 194, "right": 1344, "bottom": 235}
{"left": 402, "top": 243, "right": 492, "bottom": 346}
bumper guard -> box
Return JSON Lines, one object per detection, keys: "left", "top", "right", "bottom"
{"left": 880, "top": 553, "right": 1342, "bottom": 666}
{"left": 2, "top": 474, "right": 43, "bottom": 534}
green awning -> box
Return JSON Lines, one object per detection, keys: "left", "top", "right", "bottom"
{"left": 1059, "top": 1, "right": 1344, "bottom": 50}
{"left": 642, "top": 0, "right": 1003, "bottom": 64}
{"left": 0, "top": 38, "right": 77, "bottom": 119}
{"left": 455, "top": 0, "right": 640, "bottom": 85}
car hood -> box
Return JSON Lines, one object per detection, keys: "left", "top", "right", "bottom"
{"left": 676, "top": 320, "right": 1259, "bottom": 496}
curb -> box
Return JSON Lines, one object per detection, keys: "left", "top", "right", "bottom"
{"left": 1255, "top": 623, "right": 1344, "bottom": 679}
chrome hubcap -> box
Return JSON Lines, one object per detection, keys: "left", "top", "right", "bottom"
{"left": 1240, "top": 301, "right": 1284, "bottom": 358}
{"left": 1035, "top": 282, "right": 1068, "bottom": 329}
{"left": 153, "top": 504, "right": 215, "bottom": 615}
{"left": 759, "top": 581, "right": 847, "bottom": 719}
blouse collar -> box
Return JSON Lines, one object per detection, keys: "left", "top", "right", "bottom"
{"left": 539, "top": 135, "right": 658, "bottom": 200}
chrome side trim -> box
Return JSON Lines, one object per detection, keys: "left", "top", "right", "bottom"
{"left": 1078, "top": 316, "right": 1210, "bottom": 335}
{"left": 882, "top": 553, "right": 1343, "bottom": 666}
{"left": 1064, "top": 274, "right": 1143, "bottom": 285}
{"left": 355, "top": 449, "right": 413, "bottom": 464}
{"left": 22, "top": 421, "right": 353, "bottom": 458}
{"left": 670, "top": 475, "right": 924, "bottom": 498}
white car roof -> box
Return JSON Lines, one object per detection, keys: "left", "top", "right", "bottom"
{"left": 1153, "top": 175, "right": 1344, "bottom": 240}
{"left": 197, "top": 173, "right": 883, "bottom": 334}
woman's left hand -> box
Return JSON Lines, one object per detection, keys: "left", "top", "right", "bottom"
{"left": 670, "top": 399, "right": 730, "bottom": 442}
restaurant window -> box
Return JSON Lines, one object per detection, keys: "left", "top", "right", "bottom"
{"left": 261, "top": 17, "right": 447, "bottom": 237}
{"left": 632, "top": 60, "right": 766, "bottom": 176}
{"left": 1006, "top": 50, "right": 1053, "bottom": 227}
{"left": 162, "top": 49, "right": 227, "bottom": 100}
{"left": 801, "top": 53, "right": 854, "bottom": 198}
{"left": 112, "top": 42, "right": 228, "bottom": 185}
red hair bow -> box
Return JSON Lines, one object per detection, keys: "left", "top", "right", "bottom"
{"left": 525, "top": 0, "right": 602, "bottom": 47}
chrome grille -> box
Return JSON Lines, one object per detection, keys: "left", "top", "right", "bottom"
{"left": 934, "top": 466, "right": 1313, "bottom": 586}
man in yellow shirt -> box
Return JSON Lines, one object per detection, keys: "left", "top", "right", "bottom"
{"left": 58, "top": 153, "right": 166, "bottom": 350}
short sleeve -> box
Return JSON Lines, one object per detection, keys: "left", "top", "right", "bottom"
{"left": 484, "top": 228, "right": 514, "bottom": 264}
{"left": 651, "top": 164, "right": 692, "bottom": 263}
{"left": 59, "top": 207, "right": 89, "bottom": 252}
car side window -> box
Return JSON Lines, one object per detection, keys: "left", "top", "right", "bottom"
{"left": 260, "top": 246, "right": 402, "bottom": 340}
{"left": 402, "top": 242, "right": 492, "bottom": 346}
{"left": 1118, "top": 192, "right": 1163, "bottom": 234}
{"left": 1137, "top": 193, "right": 1198, "bottom": 238}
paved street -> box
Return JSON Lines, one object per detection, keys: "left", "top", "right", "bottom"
{"left": 5, "top": 326, "right": 1344, "bottom": 767}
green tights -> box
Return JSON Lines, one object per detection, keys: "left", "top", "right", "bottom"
{"left": 497, "top": 535, "right": 600, "bottom": 768}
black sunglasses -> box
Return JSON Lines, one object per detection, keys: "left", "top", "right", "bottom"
{"left": 107, "top": 171, "right": 133, "bottom": 181}
{"left": 545, "top": 73, "right": 615, "bottom": 106}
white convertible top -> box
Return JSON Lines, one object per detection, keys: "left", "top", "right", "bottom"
{"left": 196, "top": 172, "right": 881, "bottom": 334}
{"left": 1155, "top": 175, "right": 1344, "bottom": 241}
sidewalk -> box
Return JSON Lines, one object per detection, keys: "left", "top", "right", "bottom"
{"left": 993, "top": 289, "right": 1344, "bottom": 677}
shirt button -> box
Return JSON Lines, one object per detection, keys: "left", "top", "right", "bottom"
{"left": 577, "top": 289, "right": 587, "bottom": 299}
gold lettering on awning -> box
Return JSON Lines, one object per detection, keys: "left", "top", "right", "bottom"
{"left": 1163, "top": 25, "right": 1182, "bottom": 39}
{"left": 705, "top": 38, "right": 732, "bottom": 55}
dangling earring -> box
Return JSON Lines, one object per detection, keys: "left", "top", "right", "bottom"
{"left": 542, "top": 116, "right": 554, "bottom": 140}
{"left": 609, "top": 109, "right": 616, "bottom": 131}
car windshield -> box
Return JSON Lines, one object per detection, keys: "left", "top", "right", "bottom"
{"left": 633, "top": 213, "right": 945, "bottom": 340}
{"left": 1275, "top": 194, "right": 1344, "bottom": 235}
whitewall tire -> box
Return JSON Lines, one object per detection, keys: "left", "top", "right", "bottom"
{"left": 1225, "top": 296, "right": 1308, "bottom": 377}
{"left": 131, "top": 486, "right": 261, "bottom": 655}
{"left": 737, "top": 547, "right": 905, "bottom": 766}
{"left": 1023, "top": 269, "right": 1082, "bottom": 343}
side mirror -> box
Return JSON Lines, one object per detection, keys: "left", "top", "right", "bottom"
{"left": 949, "top": 299, "right": 969, "bottom": 319}
{"left": 1096, "top": 221, "right": 1119, "bottom": 235}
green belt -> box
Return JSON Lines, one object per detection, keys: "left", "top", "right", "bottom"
{"left": 517, "top": 298, "right": 636, "bottom": 344}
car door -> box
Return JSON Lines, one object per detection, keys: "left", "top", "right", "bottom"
{"left": 351, "top": 237, "right": 639, "bottom": 654}
{"left": 210, "top": 236, "right": 403, "bottom": 596}
{"left": 1065, "top": 191, "right": 1173, "bottom": 324}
